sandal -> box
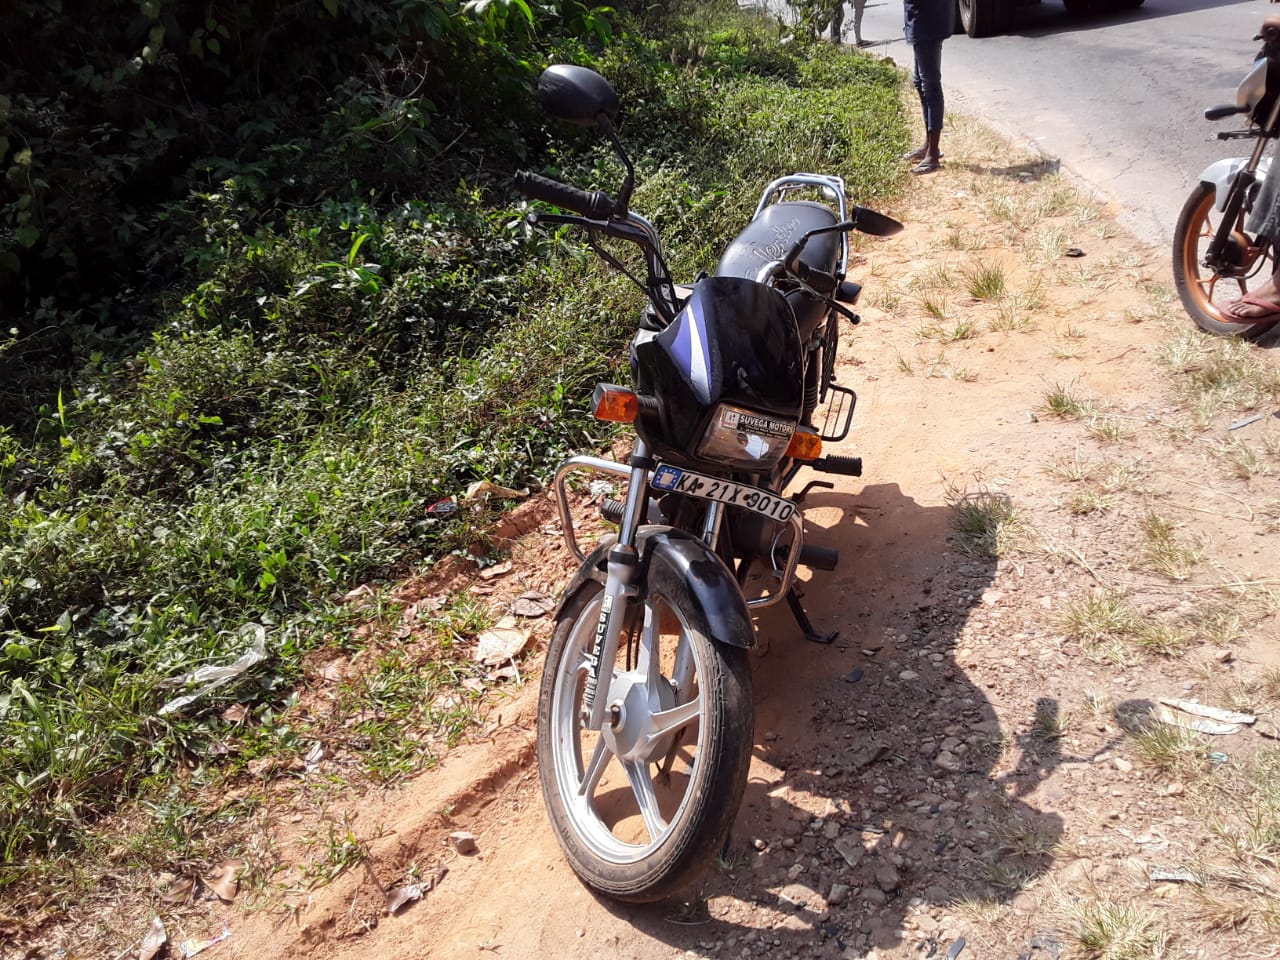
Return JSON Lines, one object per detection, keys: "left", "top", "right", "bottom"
{"left": 910, "top": 157, "right": 942, "bottom": 175}
{"left": 903, "top": 147, "right": 945, "bottom": 163}
{"left": 1223, "top": 293, "right": 1280, "bottom": 322}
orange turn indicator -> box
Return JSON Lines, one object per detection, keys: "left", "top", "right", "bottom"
{"left": 591, "top": 384, "right": 640, "bottom": 423}
{"left": 785, "top": 429, "right": 822, "bottom": 461}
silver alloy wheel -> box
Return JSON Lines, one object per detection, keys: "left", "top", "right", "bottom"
{"left": 547, "top": 592, "right": 706, "bottom": 864}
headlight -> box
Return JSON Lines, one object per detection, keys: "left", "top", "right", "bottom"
{"left": 694, "top": 404, "right": 796, "bottom": 470}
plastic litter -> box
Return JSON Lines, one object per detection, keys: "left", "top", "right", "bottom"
{"left": 179, "top": 927, "right": 231, "bottom": 958}
{"left": 1228, "top": 413, "right": 1264, "bottom": 431}
{"left": 425, "top": 498, "right": 459, "bottom": 517}
{"left": 844, "top": 667, "right": 864, "bottom": 684}
{"left": 463, "top": 480, "right": 528, "bottom": 501}
{"left": 158, "top": 626, "right": 267, "bottom": 716}
{"left": 1150, "top": 866, "right": 1200, "bottom": 883}
{"left": 139, "top": 917, "right": 167, "bottom": 960}
{"left": 1155, "top": 697, "right": 1255, "bottom": 736}
{"left": 947, "top": 937, "right": 967, "bottom": 959}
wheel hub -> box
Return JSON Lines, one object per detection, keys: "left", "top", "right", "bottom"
{"left": 600, "top": 669, "right": 678, "bottom": 764}
{"left": 1206, "top": 232, "right": 1251, "bottom": 274}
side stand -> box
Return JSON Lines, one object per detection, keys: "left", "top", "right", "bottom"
{"left": 786, "top": 587, "right": 837, "bottom": 644}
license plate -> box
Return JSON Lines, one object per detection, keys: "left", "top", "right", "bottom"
{"left": 650, "top": 465, "right": 795, "bottom": 523}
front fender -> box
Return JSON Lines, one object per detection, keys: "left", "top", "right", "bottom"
{"left": 556, "top": 526, "right": 756, "bottom": 649}
{"left": 1199, "top": 156, "right": 1272, "bottom": 210}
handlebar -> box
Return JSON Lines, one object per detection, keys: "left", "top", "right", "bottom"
{"left": 1205, "top": 103, "right": 1250, "bottom": 121}
{"left": 514, "top": 170, "right": 616, "bottom": 219}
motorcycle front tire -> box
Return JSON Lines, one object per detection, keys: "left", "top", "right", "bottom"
{"left": 1172, "top": 181, "right": 1279, "bottom": 341}
{"left": 537, "top": 578, "right": 753, "bottom": 903}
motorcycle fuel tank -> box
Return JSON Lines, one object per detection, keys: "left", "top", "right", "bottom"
{"left": 632, "top": 276, "right": 803, "bottom": 471}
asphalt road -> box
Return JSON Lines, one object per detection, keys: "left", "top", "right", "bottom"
{"left": 844, "top": 0, "right": 1270, "bottom": 246}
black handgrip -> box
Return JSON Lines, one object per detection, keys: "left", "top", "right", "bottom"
{"left": 1205, "top": 103, "right": 1248, "bottom": 121}
{"left": 791, "top": 259, "right": 838, "bottom": 296}
{"left": 836, "top": 280, "right": 861, "bottom": 305}
{"left": 514, "top": 171, "right": 615, "bottom": 219}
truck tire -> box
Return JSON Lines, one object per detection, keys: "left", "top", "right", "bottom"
{"left": 958, "top": 0, "right": 1012, "bottom": 38}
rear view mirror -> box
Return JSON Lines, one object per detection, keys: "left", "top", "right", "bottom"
{"left": 852, "top": 206, "right": 903, "bottom": 237}
{"left": 538, "top": 65, "right": 620, "bottom": 128}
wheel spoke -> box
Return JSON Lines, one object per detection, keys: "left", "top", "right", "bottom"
{"left": 672, "top": 632, "right": 694, "bottom": 698}
{"left": 577, "top": 736, "right": 611, "bottom": 799}
{"left": 647, "top": 695, "right": 702, "bottom": 742}
{"left": 634, "top": 601, "right": 659, "bottom": 685}
{"left": 622, "top": 759, "right": 669, "bottom": 842}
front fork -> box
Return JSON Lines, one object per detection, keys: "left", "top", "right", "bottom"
{"left": 580, "top": 440, "right": 654, "bottom": 731}
{"left": 574, "top": 440, "right": 729, "bottom": 732}
{"left": 1206, "top": 167, "right": 1256, "bottom": 270}
{"left": 1207, "top": 101, "right": 1280, "bottom": 270}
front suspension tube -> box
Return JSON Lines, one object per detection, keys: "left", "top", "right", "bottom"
{"left": 580, "top": 441, "right": 654, "bottom": 731}
{"left": 1206, "top": 170, "right": 1254, "bottom": 269}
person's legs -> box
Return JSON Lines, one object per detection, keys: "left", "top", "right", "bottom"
{"left": 851, "top": 0, "right": 867, "bottom": 44}
{"left": 1228, "top": 157, "right": 1280, "bottom": 317}
{"left": 829, "top": 2, "right": 844, "bottom": 42}
{"left": 914, "top": 41, "right": 944, "bottom": 142}
{"left": 907, "top": 41, "right": 944, "bottom": 170}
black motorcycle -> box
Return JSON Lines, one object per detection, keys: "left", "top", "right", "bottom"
{"left": 514, "top": 64, "right": 902, "bottom": 902}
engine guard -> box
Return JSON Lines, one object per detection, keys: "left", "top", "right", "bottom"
{"left": 556, "top": 526, "right": 756, "bottom": 650}
{"left": 1200, "top": 155, "right": 1273, "bottom": 210}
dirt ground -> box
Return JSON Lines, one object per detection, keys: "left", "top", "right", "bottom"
{"left": 103, "top": 111, "right": 1280, "bottom": 960}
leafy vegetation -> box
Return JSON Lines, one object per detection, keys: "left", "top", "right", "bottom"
{"left": 0, "top": 0, "right": 907, "bottom": 899}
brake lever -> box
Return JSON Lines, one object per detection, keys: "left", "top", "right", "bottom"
{"left": 828, "top": 298, "right": 860, "bottom": 326}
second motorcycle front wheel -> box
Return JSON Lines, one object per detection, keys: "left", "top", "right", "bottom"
{"left": 537, "top": 580, "right": 753, "bottom": 902}
{"left": 1172, "top": 181, "right": 1279, "bottom": 340}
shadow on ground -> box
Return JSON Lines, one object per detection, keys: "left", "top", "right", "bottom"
{"left": 594, "top": 482, "right": 1067, "bottom": 958}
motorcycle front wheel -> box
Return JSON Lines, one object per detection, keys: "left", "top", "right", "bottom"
{"left": 537, "top": 580, "right": 753, "bottom": 902}
{"left": 1172, "top": 181, "right": 1279, "bottom": 340}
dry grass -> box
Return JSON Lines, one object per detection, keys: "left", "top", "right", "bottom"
{"left": 1139, "top": 511, "right": 1204, "bottom": 581}
{"left": 1058, "top": 896, "right": 1169, "bottom": 960}
{"left": 945, "top": 482, "right": 1023, "bottom": 557}
{"left": 1126, "top": 718, "right": 1205, "bottom": 777}
{"left": 1159, "top": 326, "right": 1280, "bottom": 426}
{"left": 1041, "top": 381, "right": 1093, "bottom": 419}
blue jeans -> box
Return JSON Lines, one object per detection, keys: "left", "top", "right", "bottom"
{"left": 912, "top": 40, "right": 945, "bottom": 133}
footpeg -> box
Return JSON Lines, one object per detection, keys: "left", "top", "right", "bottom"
{"left": 813, "top": 454, "right": 862, "bottom": 477}
{"left": 600, "top": 498, "right": 625, "bottom": 524}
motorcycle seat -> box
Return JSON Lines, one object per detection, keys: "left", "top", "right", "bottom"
{"left": 713, "top": 201, "right": 841, "bottom": 280}
{"left": 713, "top": 201, "right": 840, "bottom": 342}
